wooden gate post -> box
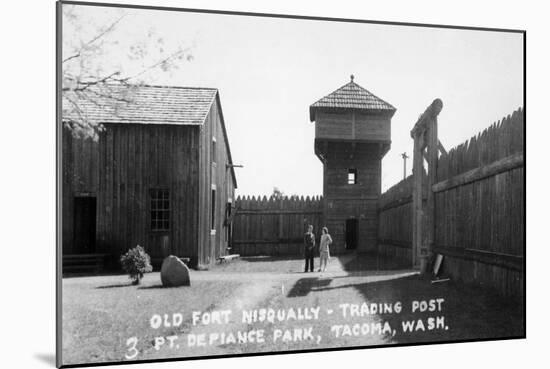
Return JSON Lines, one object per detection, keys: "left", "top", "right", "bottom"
{"left": 411, "top": 132, "right": 423, "bottom": 268}
{"left": 425, "top": 99, "right": 443, "bottom": 273}
{"left": 411, "top": 99, "right": 443, "bottom": 272}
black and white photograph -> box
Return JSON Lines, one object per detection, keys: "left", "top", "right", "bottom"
{"left": 8, "top": 0, "right": 550, "bottom": 368}
{"left": 54, "top": 1, "right": 528, "bottom": 367}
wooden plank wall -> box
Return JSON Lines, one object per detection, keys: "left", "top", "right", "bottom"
{"left": 232, "top": 196, "right": 323, "bottom": 256}
{"left": 433, "top": 108, "right": 524, "bottom": 299}
{"left": 378, "top": 173, "right": 428, "bottom": 265}
{"left": 377, "top": 107, "right": 524, "bottom": 299}
{"left": 315, "top": 111, "right": 391, "bottom": 142}
{"left": 197, "top": 95, "right": 236, "bottom": 268}
{"left": 377, "top": 175, "right": 414, "bottom": 263}
{"left": 96, "top": 124, "right": 200, "bottom": 268}
{"left": 61, "top": 124, "right": 99, "bottom": 254}
{"left": 322, "top": 142, "right": 382, "bottom": 253}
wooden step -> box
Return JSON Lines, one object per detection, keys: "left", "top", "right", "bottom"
{"left": 62, "top": 254, "right": 108, "bottom": 274}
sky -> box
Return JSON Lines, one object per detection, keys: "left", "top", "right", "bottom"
{"left": 63, "top": 4, "right": 524, "bottom": 197}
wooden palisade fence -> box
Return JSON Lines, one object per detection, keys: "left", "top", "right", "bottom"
{"left": 232, "top": 195, "right": 323, "bottom": 256}
{"left": 378, "top": 175, "right": 415, "bottom": 263}
{"left": 378, "top": 104, "right": 524, "bottom": 299}
{"left": 433, "top": 108, "right": 524, "bottom": 299}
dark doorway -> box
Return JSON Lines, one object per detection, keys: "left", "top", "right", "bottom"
{"left": 345, "top": 218, "right": 358, "bottom": 249}
{"left": 226, "top": 202, "right": 233, "bottom": 250}
{"left": 73, "top": 197, "right": 97, "bottom": 254}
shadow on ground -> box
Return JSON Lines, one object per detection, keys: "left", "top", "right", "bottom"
{"left": 284, "top": 253, "right": 524, "bottom": 344}
{"left": 95, "top": 283, "right": 134, "bottom": 289}
{"left": 286, "top": 274, "right": 524, "bottom": 344}
{"left": 240, "top": 256, "right": 304, "bottom": 263}
{"left": 63, "top": 271, "right": 128, "bottom": 279}
{"left": 341, "top": 253, "right": 411, "bottom": 272}
{"left": 287, "top": 277, "right": 334, "bottom": 297}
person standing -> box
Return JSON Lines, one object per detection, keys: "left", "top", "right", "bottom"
{"left": 319, "top": 227, "right": 332, "bottom": 272}
{"left": 304, "top": 224, "right": 315, "bottom": 272}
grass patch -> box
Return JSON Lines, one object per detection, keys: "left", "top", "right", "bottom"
{"left": 62, "top": 273, "right": 243, "bottom": 365}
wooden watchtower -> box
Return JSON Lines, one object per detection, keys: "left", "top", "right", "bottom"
{"left": 309, "top": 75, "right": 396, "bottom": 253}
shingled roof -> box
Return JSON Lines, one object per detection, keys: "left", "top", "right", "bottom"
{"left": 63, "top": 84, "right": 237, "bottom": 188}
{"left": 62, "top": 84, "right": 218, "bottom": 125}
{"left": 309, "top": 75, "right": 396, "bottom": 121}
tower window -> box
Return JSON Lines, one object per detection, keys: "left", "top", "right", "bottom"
{"left": 348, "top": 169, "right": 357, "bottom": 185}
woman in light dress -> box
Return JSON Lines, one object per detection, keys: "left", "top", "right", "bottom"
{"left": 319, "top": 227, "right": 332, "bottom": 272}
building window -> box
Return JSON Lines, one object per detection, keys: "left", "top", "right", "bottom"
{"left": 225, "top": 200, "right": 233, "bottom": 244}
{"left": 211, "top": 188, "right": 216, "bottom": 231}
{"left": 348, "top": 169, "right": 357, "bottom": 184}
{"left": 150, "top": 189, "right": 170, "bottom": 231}
{"left": 212, "top": 137, "right": 217, "bottom": 164}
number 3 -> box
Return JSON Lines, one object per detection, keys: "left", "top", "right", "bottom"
{"left": 125, "top": 337, "right": 139, "bottom": 360}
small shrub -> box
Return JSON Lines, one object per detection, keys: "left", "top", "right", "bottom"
{"left": 120, "top": 245, "right": 153, "bottom": 285}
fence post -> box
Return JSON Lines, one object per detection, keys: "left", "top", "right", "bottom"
{"left": 426, "top": 99, "right": 442, "bottom": 274}
{"left": 411, "top": 98, "right": 443, "bottom": 273}
{"left": 411, "top": 134, "right": 422, "bottom": 268}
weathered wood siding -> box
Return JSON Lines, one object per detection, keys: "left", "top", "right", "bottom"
{"left": 315, "top": 111, "right": 391, "bottom": 142}
{"left": 232, "top": 196, "right": 324, "bottom": 256}
{"left": 433, "top": 108, "right": 524, "bottom": 299}
{"left": 96, "top": 124, "right": 200, "bottom": 267}
{"left": 61, "top": 125, "right": 99, "bottom": 254}
{"left": 378, "top": 177, "right": 412, "bottom": 263}
{"left": 197, "top": 95, "right": 236, "bottom": 268}
{"left": 377, "top": 175, "right": 421, "bottom": 263}
{"left": 320, "top": 141, "right": 382, "bottom": 253}
{"left": 378, "top": 108, "right": 524, "bottom": 299}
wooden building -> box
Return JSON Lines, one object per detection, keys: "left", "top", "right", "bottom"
{"left": 62, "top": 84, "right": 237, "bottom": 270}
{"left": 309, "top": 76, "right": 396, "bottom": 253}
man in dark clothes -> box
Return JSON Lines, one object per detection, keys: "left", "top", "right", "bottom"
{"left": 304, "top": 224, "right": 315, "bottom": 272}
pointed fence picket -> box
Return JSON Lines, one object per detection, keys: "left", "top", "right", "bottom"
{"left": 378, "top": 107, "right": 524, "bottom": 299}
{"left": 232, "top": 195, "right": 323, "bottom": 256}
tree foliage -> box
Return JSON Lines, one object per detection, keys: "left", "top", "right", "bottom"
{"left": 120, "top": 245, "right": 153, "bottom": 285}
{"left": 62, "top": 5, "right": 194, "bottom": 138}
{"left": 271, "top": 187, "right": 285, "bottom": 200}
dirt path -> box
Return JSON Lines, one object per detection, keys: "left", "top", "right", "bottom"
{"left": 147, "top": 255, "right": 420, "bottom": 359}
{"left": 145, "top": 271, "right": 287, "bottom": 358}
{"left": 62, "top": 254, "right": 524, "bottom": 365}
{"left": 149, "top": 255, "right": 522, "bottom": 360}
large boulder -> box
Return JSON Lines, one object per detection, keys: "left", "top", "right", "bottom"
{"left": 160, "top": 256, "right": 190, "bottom": 287}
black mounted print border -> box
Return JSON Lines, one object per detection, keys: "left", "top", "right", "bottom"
{"left": 56, "top": 1, "right": 526, "bottom": 367}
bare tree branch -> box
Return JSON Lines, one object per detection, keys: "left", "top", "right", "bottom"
{"left": 63, "top": 14, "right": 127, "bottom": 64}
{"left": 122, "top": 46, "right": 191, "bottom": 81}
{"left": 62, "top": 52, "right": 81, "bottom": 64}
{"left": 61, "top": 7, "right": 193, "bottom": 138}
{"left": 86, "top": 14, "right": 127, "bottom": 46}
{"left": 62, "top": 71, "right": 122, "bottom": 92}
